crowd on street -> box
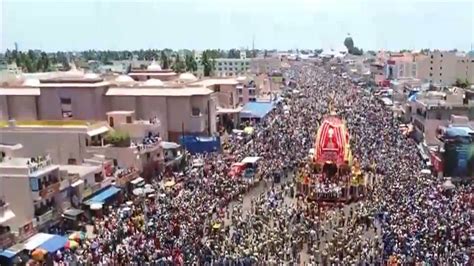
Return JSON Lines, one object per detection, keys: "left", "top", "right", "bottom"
{"left": 51, "top": 63, "right": 471, "bottom": 265}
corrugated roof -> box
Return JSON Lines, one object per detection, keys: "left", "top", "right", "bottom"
{"left": 106, "top": 87, "right": 213, "bottom": 96}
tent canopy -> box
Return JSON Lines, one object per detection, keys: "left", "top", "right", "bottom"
{"left": 241, "top": 157, "right": 262, "bottom": 164}
{"left": 39, "top": 235, "right": 68, "bottom": 253}
{"left": 0, "top": 244, "right": 25, "bottom": 259}
{"left": 84, "top": 186, "right": 121, "bottom": 205}
{"left": 240, "top": 102, "right": 274, "bottom": 119}
{"left": 24, "top": 233, "right": 55, "bottom": 251}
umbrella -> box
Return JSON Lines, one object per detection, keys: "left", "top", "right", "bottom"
{"left": 64, "top": 240, "right": 79, "bottom": 249}
{"left": 244, "top": 127, "right": 254, "bottom": 135}
{"left": 144, "top": 187, "right": 155, "bottom": 194}
{"left": 165, "top": 181, "right": 176, "bottom": 187}
{"left": 90, "top": 203, "right": 103, "bottom": 210}
{"left": 31, "top": 248, "right": 46, "bottom": 261}
{"left": 68, "top": 231, "right": 86, "bottom": 241}
{"left": 212, "top": 223, "right": 222, "bottom": 229}
{"left": 133, "top": 188, "right": 145, "bottom": 196}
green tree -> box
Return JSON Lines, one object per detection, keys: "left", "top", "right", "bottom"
{"left": 344, "top": 36, "right": 354, "bottom": 52}
{"left": 264, "top": 50, "right": 268, "bottom": 58}
{"left": 454, "top": 78, "right": 470, "bottom": 88}
{"left": 201, "top": 50, "right": 215, "bottom": 76}
{"left": 185, "top": 54, "right": 198, "bottom": 72}
{"left": 161, "top": 51, "right": 170, "bottom": 69}
{"left": 172, "top": 54, "right": 186, "bottom": 73}
{"left": 228, "top": 49, "right": 240, "bottom": 58}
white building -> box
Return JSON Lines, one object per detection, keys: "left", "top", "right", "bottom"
{"left": 0, "top": 154, "right": 64, "bottom": 239}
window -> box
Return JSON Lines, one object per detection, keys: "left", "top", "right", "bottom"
{"left": 218, "top": 67, "right": 222, "bottom": 71}
{"left": 94, "top": 173, "right": 103, "bottom": 183}
{"left": 430, "top": 67, "right": 433, "bottom": 70}
{"left": 249, "top": 90, "right": 256, "bottom": 96}
{"left": 431, "top": 55, "right": 434, "bottom": 59}
{"left": 429, "top": 73, "right": 433, "bottom": 77}
{"left": 436, "top": 112, "right": 442, "bottom": 120}
{"left": 146, "top": 152, "right": 150, "bottom": 160}
{"left": 67, "top": 158, "right": 77, "bottom": 165}
{"left": 192, "top": 107, "right": 201, "bottom": 116}
{"left": 109, "top": 117, "right": 114, "bottom": 127}
{"left": 218, "top": 62, "right": 222, "bottom": 66}
{"left": 60, "top": 97, "right": 72, "bottom": 118}
{"left": 440, "top": 54, "right": 443, "bottom": 57}
{"left": 439, "top": 73, "right": 442, "bottom": 76}
{"left": 249, "top": 98, "right": 257, "bottom": 102}
{"left": 237, "top": 89, "right": 243, "bottom": 94}
{"left": 215, "top": 85, "right": 221, "bottom": 92}
{"left": 126, "top": 116, "right": 132, "bottom": 124}
{"left": 229, "top": 62, "right": 233, "bottom": 66}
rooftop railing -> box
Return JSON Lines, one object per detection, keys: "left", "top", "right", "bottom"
{"left": 27, "top": 155, "right": 53, "bottom": 175}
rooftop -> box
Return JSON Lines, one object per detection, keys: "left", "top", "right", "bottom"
{"left": 106, "top": 87, "right": 214, "bottom": 97}
{"left": 192, "top": 78, "right": 239, "bottom": 87}
{"left": 0, "top": 120, "right": 94, "bottom": 128}
{"left": 0, "top": 155, "right": 58, "bottom": 176}
{"left": 0, "top": 88, "right": 41, "bottom": 96}
{"left": 59, "top": 164, "right": 102, "bottom": 177}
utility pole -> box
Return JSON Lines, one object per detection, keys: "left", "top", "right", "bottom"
{"left": 252, "top": 34, "right": 256, "bottom": 58}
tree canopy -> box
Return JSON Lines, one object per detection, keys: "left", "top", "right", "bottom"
{"left": 344, "top": 35, "right": 364, "bottom": 56}
{"left": 185, "top": 54, "right": 198, "bottom": 73}
{"left": 172, "top": 54, "right": 186, "bottom": 73}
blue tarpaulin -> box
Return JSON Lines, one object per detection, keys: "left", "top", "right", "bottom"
{"left": 180, "top": 135, "right": 221, "bottom": 154}
{"left": 0, "top": 249, "right": 18, "bottom": 259}
{"left": 240, "top": 102, "right": 275, "bottom": 119}
{"left": 39, "top": 235, "right": 68, "bottom": 253}
{"left": 0, "top": 244, "right": 25, "bottom": 259}
{"left": 84, "top": 186, "right": 121, "bottom": 205}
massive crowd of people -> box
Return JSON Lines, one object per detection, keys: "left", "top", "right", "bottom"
{"left": 53, "top": 63, "right": 471, "bottom": 265}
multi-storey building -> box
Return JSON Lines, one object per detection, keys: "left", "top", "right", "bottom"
{"left": 0, "top": 71, "right": 218, "bottom": 140}
{"left": 0, "top": 154, "right": 63, "bottom": 238}
{"left": 416, "top": 51, "right": 474, "bottom": 86}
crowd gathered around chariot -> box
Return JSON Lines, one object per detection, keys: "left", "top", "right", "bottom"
{"left": 40, "top": 63, "right": 472, "bottom": 265}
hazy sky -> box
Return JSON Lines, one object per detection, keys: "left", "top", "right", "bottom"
{"left": 1, "top": 0, "right": 473, "bottom": 52}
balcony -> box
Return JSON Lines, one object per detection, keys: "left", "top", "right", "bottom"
{"left": 113, "top": 167, "right": 139, "bottom": 187}
{"left": 189, "top": 115, "right": 206, "bottom": 133}
{"left": 32, "top": 179, "right": 61, "bottom": 200}
{"left": 0, "top": 228, "right": 15, "bottom": 250}
{"left": 27, "top": 156, "right": 55, "bottom": 176}
{"left": 35, "top": 209, "right": 58, "bottom": 227}
{"left": 132, "top": 134, "right": 161, "bottom": 154}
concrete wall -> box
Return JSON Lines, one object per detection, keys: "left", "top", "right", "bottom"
{"left": 0, "top": 95, "right": 9, "bottom": 120}
{"left": 7, "top": 96, "right": 38, "bottom": 120}
{"left": 167, "top": 97, "right": 191, "bottom": 132}
{"left": 108, "top": 96, "right": 137, "bottom": 114}
{"left": 0, "top": 176, "right": 35, "bottom": 232}
{"left": 37, "top": 87, "right": 108, "bottom": 120}
{"left": 0, "top": 130, "right": 87, "bottom": 164}
{"left": 138, "top": 96, "right": 168, "bottom": 139}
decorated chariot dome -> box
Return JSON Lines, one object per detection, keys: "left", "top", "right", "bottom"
{"left": 313, "top": 102, "right": 352, "bottom": 166}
